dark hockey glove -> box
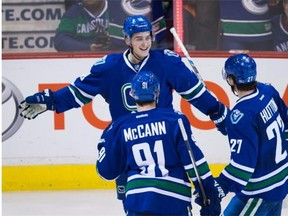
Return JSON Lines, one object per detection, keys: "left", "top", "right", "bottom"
{"left": 209, "top": 102, "right": 229, "bottom": 135}
{"left": 19, "top": 89, "right": 55, "bottom": 120}
{"left": 214, "top": 179, "right": 227, "bottom": 200}
{"left": 194, "top": 185, "right": 222, "bottom": 216}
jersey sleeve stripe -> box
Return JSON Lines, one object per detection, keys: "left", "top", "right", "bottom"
{"left": 249, "top": 162, "right": 288, "bottom": 182}
{"left": 230, "top": 159, "right": 255, "bottom": 173}
{"left": 68, "top": 85, "right": 92, "bottom": 105}
{"left": 222, "top": 169, "right": 247, "bottom": 186}
{"left": 178, "top": 80, "right": 205, "bottom": 101}
{"left": 242, "top": 176, "right": 288, "bottom": 196}
{"left": 126, "top": 187, "right": 191, "bottom": 202}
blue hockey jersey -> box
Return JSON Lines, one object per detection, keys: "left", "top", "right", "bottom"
{"left": 97, "top": 108, "right": 215, "bottom": 214}
{"left": 220, "top": 0, "right": 272, "bottom": 42}
{"left": 53, "top": 49, "right": 220, "bottom": 121}
{"left": 218, "top": 83, "right": 288, "bottom": 201}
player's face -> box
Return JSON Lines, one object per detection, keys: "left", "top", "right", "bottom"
{"left": 284, "top": 1, "right": 288, "bottom": 16}
{"left": 82, "top": 0, "right": 102, "bottom": 5}
{"left": 128, "top": 32, "right": 152, "bottom": 60}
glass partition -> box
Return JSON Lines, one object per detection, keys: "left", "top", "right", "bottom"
{"left": 2, "top": 0, "right": 287, "bottom": 53}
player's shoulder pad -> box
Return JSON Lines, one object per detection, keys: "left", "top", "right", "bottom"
{"left": 151, "top": 49, "right": 182, "bottom": 63}
{"left": 110, "top": 112, "right": 134, "bottom": 129}
{"left": 257, "top": 82, "right": 274, "bottom": 88}
{"left": 161, "top": 108, "right": 188, "bottom": 120}
{"left": 257, "top": 82, "right": 280, "bottom": 97}
{"left": 91, "top": 53, "right": 123, "bottom": 71}
{"left": 173, "top": 109, "right": 185, "bottom": 116}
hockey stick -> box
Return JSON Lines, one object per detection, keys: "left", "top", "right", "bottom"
{"left": 170, "top": 27, "right": 206, "bottom": 88}
{"left": 178, "top": 118, "right": 210, "bottom": 206}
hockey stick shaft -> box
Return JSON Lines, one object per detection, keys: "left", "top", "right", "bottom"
{"left": 178, "top": 118, "right": 209, "bottom": 206}
{"left": 170, "top": 27, "right": 206, "bottom": 88}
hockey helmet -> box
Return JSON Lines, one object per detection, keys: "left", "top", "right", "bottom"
{"left": 130, "top": 71, "right": 160, "bottom": 102}
{"left": 123, "top": 15, "right": 152, "bottom": 38}
{"left": 222, "top": 54, "right": 257, "bottom": 84}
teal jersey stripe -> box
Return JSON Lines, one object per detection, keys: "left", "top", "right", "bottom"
{"left": 244, "top": 167, "right": 288, "bottom": 192}
{"left": 69, "top": 85, "right": 92, "bottom": 104}
{"left": 241, "top": 198, "right": 262, "bottom": 215}
{"left": 221, "top": 20, "right": 272, "bottom": 36}
{"left": 187, "top": 162, "right": 210, "bottom": 179}
{"left": 108, "top": 23, "right": 123, "bottom": 39}
{"left": 180, "top": 81, "right": 204, "bottom": 101}
{"left": 226, "top": 164, "right": 252, "bottom": 182}
{"left": 126, "top": 178, "right": 191, "bottom": 197}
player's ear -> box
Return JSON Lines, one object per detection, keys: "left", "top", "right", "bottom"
{"left": 227, "top": 76, "right": 235, "bottom": 86}
{"left": 129, "top": 90, "right": 135, "bottom": 99}
{"left": 124, "top": 36, "right": 131, "bottom": 46}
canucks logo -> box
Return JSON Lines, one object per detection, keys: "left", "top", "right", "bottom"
{"left": 230, "top": 109, "right": 244, "bottom": 124}
{"left": 121, "top": 0, "right": 151, "bottom": 16}
{"left": 121, "top": 83, "right": 136, "bottom": 111}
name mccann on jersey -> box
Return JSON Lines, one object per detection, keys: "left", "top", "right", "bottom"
{"left": 260, "top": 98, "right": 278, "bottom": 124}
{"left": 123, "top": 121, "right": 167, "bottom": 142}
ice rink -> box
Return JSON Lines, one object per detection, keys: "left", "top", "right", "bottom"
{"left": 2, "top": 190, "right": 288, "bottom": 216}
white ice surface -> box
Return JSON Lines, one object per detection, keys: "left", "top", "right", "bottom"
{"left": 2, "top": 190, "right": 288, "bottom": 216}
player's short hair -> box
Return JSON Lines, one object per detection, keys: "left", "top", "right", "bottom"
{"left": 130, "top": 71, "right": 160, "bottom": 102}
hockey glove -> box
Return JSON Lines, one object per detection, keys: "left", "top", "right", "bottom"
{"left": 209, "top": 102, "right": 229, "bottom": 135}
{"left": 194, "top": 186, "right": 222, "bottom": 216}
{"left": 214, "top": 179, "right": 227, "bottom": 200}
{"left": 19, "top": 89, "right": 55, "bottom": 120}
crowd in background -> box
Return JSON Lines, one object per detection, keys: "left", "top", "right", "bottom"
{"left": 55, "top": 0, "right": 288, "bottom": 52}
{"left": 184, "top": 0, "right": 288, "bottom": 52}
{"left": 2, "top": 0, "right": 288, "bottom": 52}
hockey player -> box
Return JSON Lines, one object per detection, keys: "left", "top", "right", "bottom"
{"left": 97, "top": 71, "right": 221, "bottom": 216}
{"left": 107, "top": 0, "right": 169, "bottom": 50}
{"left": 19, "top": 15, "right": 228, "bottom": 207}
{"left": 215, "top": 54, "right": 288, "bottom": 215}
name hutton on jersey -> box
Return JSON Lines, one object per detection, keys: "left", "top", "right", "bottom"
{"left": 260, "top": 98, "right": 278, "bottom": 124}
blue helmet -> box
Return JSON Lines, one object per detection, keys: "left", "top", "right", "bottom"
{"left": 123, "top": 15, "right": 152, "bottom": 38}
{"left": 130, "top": 71, "right": 160, "bottom": 102}
{"left": 222, "top": 54, "right": 257, "bottom": 84}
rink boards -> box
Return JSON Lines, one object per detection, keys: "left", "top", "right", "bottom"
{"left": 2, "top": 52, "right": 287, "bottom": 191}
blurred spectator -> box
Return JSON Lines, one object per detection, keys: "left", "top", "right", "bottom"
{"left": 64, "top": 0, "right": 77, "bottom": 10}
{"left": 219, "top": 0, "right": 274, "bottom": 51}
{"left": 159, "top": 0, "right": 174, "bottom": 49}
{"left": 107, "top": 0, "right": 171, "bottom": 50}
{"left": 183, "top": 0, "right": 197, "bottom": 50}
{"left": 194, "top": 0, "right": 220, "bottom": 50}
{"left": 268, "top": 0, "right": 284, "bottom": 16}
{"left": 183, "top": 0, "right": 219, "bottom": 50}
{"left": 54, "top": 0, "right": 110, "bottom": 52}
{"left": 271, "top": 0, "right": 288, "bottom": 51}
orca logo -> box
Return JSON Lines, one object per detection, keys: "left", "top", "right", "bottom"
{"left": 2, "top": 77, "right": 24, "bottom": 141}
{"left": 241, "top": 0, "right": 268, "bottom": 15}
{"left": 121, "top": 0, "right": 151, "bottom": 16}
{"left": 230, "top": 109, "right": 244, "bottom": 124}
